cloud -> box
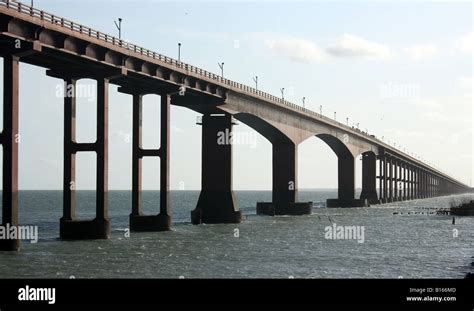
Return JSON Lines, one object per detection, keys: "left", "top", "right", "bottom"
{"left": 404, "top": 44, "right": 438, "bottom": 60}
{"left": 458, "top": 76, "right": 472, "bottom": 89}
{"left": 326, "top": 34, "right": 391, "bottom": 59}
{"left": 260, "top": 33, "right": 392, "bottom": 63}
{"left": 264, "top": 36, "right": 327, "bottom": 63}
{"left": 412, "top": 98, "right": 440, "bottom": 108}
{"left": 458, "top": 76, "right": 472, "bottom": 98}
{"left": 453, "top": 32, "right": 473, "bottom": 54}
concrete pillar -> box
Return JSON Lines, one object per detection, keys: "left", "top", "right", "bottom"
{"left": 96, "top": 79, "right": 108, "bottom": 220}
{"left": 273, "top": 142, "right": 297, "bottom": 210}
{"left": 257, "top": 142, "right": 312, "bottom": 215}
{"left": 426, "top": 173, "right": 429, "bottom": 197}
{"left": 427, "top": 174, "right": 429, "bottom": 197}
{"left": 422, "top": 170, "right": 426, "bottom": 198}
{"left": 378, "top": 156, "right": 384, "bottom": 202}
{"left": 428, "top": 173, "right": 431, "bottom": 197}
{"left": 62, "top": 79, "right": 77, "bottom": 222}
{"left": 383, "top": 156, "right": 388, "bottom": 203}
{"left": 131, "top": 94, "right": 143, "bottom": 218}
{"left": 389, "top": 157, "right": 393, "bottom": 202}
{"left": 327, "top": 154, "right": 367, "bottom": 207}
{"left": 420, "top": 169, "right": 423, "bottom": 198}
{"left": 0, "top": 55, "right": 20, "bottom": 251}
{"left": 410, "top": 166, "right": 414, "bottom": 200}
{"left": 394, "top": 160, "right": 398, "bottom": 201}
{"left": 60, "top": 78, "right": 111, "bottom": 239}
{"left": 414, "top": 168, "right": 419, "bottom": 199}
{"left": 192, "top": 114, "right": 242, "bottom": 224}
{"left": 403, "top": 163, "right": 407, "bottom": 200}
{"left": 419, "top": 169, "right": 422, "bottom": 199}
{"left": 130, "top": 94, "right": 171, "bottom": 231}
{"left": 360, "top": 152, "right": 378, "bottom": 204}
{"left": 338, "top": 156, "right": 355, "bottom": 200}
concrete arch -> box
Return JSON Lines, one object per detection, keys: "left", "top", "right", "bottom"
{"left": 316, "top": 133, "right": 353, "bottom": 159}
{"left": 232, "top": 112, "right": 311, "bottom": 215}
{"left": 233, "top": 112, "right": 293, "bottom": 145}
{"left": 314, "top": 133, "right": 355, "bottom": 204}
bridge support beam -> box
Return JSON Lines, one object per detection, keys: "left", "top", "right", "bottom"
{"left": 0, "top": 55, "right": 20, "bottom": 251}
{"left": 360, "top": 152, "right": 378, "bottom": 204}
{"left": 383, "top": 156, "right": 388, "bottom": 203}
{"left": 394, "top": 160, "right": 399, "bottom": 201}
{"left": 60, "top": 78, "right": 110, "bottom": 239}
{"left": 424, "top": 171, "right": 427, "bottom": 198}
{"left": 129, "top": 94, "right": 171, "bottom": 231}
{"left": 388, "top": 156, "right": 393, "bottom": 202}
{"left": 327, "top": 155, "right": 367, "bottom": 207}
{"left": 403, "top": 164, "right": 407, "bottom": 200}
{"left": 414, "top": 167, "right": 418, "bottom": 199}
{"left": 257, "top": 142, "right": 312, "bottom": 216}
{"left": 192, "top": 114, "right": 242, "bottom": 224}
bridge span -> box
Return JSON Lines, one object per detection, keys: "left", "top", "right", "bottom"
{"left": 0, "top": 0, "right": 471, "bottom": 250}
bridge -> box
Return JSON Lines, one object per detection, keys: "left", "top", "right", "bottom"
{"left": 0, "top": 0, "right": 471, "bottom": 251}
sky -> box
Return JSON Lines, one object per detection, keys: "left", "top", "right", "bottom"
{"left": 0, "top": 0, "right": 472, "bottom": 190}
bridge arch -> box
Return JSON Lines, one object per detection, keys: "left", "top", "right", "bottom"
{"left": 233, "top": 113, "right": 299, "bottom": 213}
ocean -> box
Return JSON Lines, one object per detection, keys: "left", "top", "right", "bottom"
{"left": 0, "top": 190, "right": 473, "bottom": 278}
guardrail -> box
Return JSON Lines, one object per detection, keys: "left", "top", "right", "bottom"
{"left": 0, "top": 0, "right": 464, "bottom": 186}
{"left": 0, "top": 0, "right": 343, "bottom": 126}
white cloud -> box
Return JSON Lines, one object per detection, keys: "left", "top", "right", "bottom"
{"left": 458, "top": 76, "right": 472, "bottom": 89}
{"left": 412, "top": 98, "right": 440, "bottom": 108}
{"left": 261, "top": 33, "right": 392, "bottom": 62}
{"left": 404, "top": 44, "right": 438, "bottom": 60}
{"left": 326, "top": 34, "right": 391, "bottom": 59}
{"left": 453, "top": 32, "right": 473, "bottom": 54}
{"left": 264, "top": 36, "right": 327, "bottom": 63}
{"left": 458, "top": 76, "right": 472, "bottom": 98}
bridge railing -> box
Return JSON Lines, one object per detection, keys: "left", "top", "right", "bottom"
{"left": 0, "top": 1, "right": 349, "bottom": 127}
{"left": 0, "top": 1, "right": 460, "bottom": 183}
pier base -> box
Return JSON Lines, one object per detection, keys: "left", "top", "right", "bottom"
{"left": 130, "top": 214, "right": 171, "bottom": 232}
{"left": 60, "top": 218, "right": 110, "bottom": 240}
{"left": 191, "top": 204, "right": 242, "bottom": 225}
{"left": 256, "top": 202, "right": 312, "bottom": 216}
{"left": 326, "top": 199, "right": 368, "bottom": 208}
{"left": 0, "top": 235, "right": 20, "bottom": 251}
{"left": 191, "top": 114, "right": 242, "bottom": 225}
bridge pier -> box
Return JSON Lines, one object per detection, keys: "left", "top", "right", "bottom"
{"left": 327, "top": 155, "right": 367, "bottom": 207}
{"left": 60, "top": 78, "right": 110, "bottom": 239}
{"left": 257, "top": 142, "right": 312, "bottom": 216}
{"left": 383, "top": 155, "right": 388, "bottom": 203}
{"left": 360, "top": 152, "right": 378, "bottom": 204}
{"left": 387, "top": 156, "right": 393, "bottom": 202}
{"left": 0, "top": 55, "right": 20, "bottom": 251}
{"left": 192, "top": 114, "right": 242, "bottom": 224}
{"left": 402, "top": 162, "right": 406, "bottom": 200}
{"left": 394, "top": 160, "right": 399, "bottom": 201}
{"left": 422, "top": 170, "right": 426, "bottom": 198}
{"left": 129, "top": 93, "right": 171, "bottom": 231}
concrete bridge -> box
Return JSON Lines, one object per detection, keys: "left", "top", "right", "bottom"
{"left": 0, "top": 0, "right": 471, "bottom": 250}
